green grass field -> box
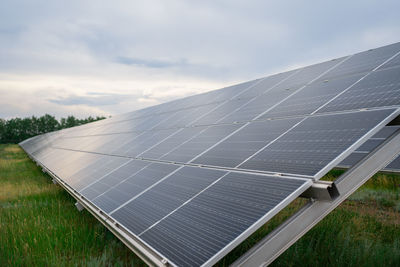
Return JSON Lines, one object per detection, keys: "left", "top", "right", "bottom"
{"left": 1, "top": 144, "right": 400, "bottom": 266}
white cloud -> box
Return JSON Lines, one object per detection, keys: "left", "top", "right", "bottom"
{"left": 0, "top": 0, "right": 399, "bottom": 118}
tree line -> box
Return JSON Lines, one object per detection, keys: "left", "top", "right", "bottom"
{"left": 0, "top": 114, "right": 106, "bottom": 144}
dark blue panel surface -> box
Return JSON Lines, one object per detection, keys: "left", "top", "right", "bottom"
{"left": 218, "top": 58, "right": 345, "bottom": 124}
{"left": 160, "top": 124, "right": 242, "bottom": 163}
{"left": 68, "top": 156, "right": 131, "bottom": 191}
{"left": 233, "top": 71, "right": 296, "bottom": 99}
{"left": 386, "top": 155, "right": 400, "bottom": 170}
{"left": 80, "top": 159, "right": 150, "bottom": 200}
{"left": 111, "top": 167, "right": 227, "bottom": 235}
{"left": 321, "top": 42, "right": 400, "bottom": 80}
{"left": 192, "top": 98, "right": 252, "bottom": 126}
{"left": 140, "top": 126, "right": 207, "bottom": 160}
{"left": 92, "top": 163, "right": 180, "bottom": 213}
{"left": 192, "top": 118, "right": 302, "bottom": 168}
{"left": 139, "top": 172, "right": 308, "bottom": 267}
{"left": 115, "top": 129, "right": 179, "bottom": 157}
{"left": 317, "top": 66, "right": 400, "bottom": 113}
{"left": 239, "top": 109, "right": 398, "bottom": 177}
{"left": 338, "top": 126, "right": 400, "bottom": 170}
{"left": 260, "top": 73, "right": 364, "bottom": 119}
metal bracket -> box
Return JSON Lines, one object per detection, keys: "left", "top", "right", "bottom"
{"left": 231, "top": 128, "right": 400, "bottom": 267}
{"left": 300, "top": 180, "right": 339, "bottom": 201}
{"left": 52, "top": 178, "right": 58, "bottom": 185}
{"left": 75, "top": 201, "right": 85, "bottom": 212}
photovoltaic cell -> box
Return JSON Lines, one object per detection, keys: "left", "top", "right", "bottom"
{"left": 111, "top": 166, "right": 228, "bottom": 235}
{"left": 153, "top": 103, "right": 220, "bottom": 129}
{"left": 239, "top": 109, "right": 398, "bottom": 177}
{"left": 386, "top": 156, "right": 400, "bottom": 170}
{"left": 233, "top": 71, "right": 296, "bottom": 99}
{"left": 192, "top": 98, "right": 253, "bottom": 126}
{"left": 259, "top": 72, "right": 364, "bottom": 119}
{"left": 338, "top": 126, "right": 400, "bottom": 171}
{"left": 139, "top": 172, "right": 309, "bottom": 267}
{"left": 356, "top": 139, "right": 383, "bottom": 152}
{"left": 209, "top": 78, "right": 263, "bottom": 101}
{"left": 217, "top": 57, "right": 346, "bottom": 124}
{"left": 192, "top": 117, "right": 302, "bottom": 168}
{"left": 140, "top": 127, "right": 207, "bottom": 160}
{"left": 92, "top": 162, "right": 180, "bottom": 213}
{"left": 80, "top": 159, "right": 150, "bottom": 200}
{"left": 318, "top": 66, "right": 400, "bottom": 114}
{"left": 321, "top": 42, "right": 400, "bottom": 80}
{"left": 115, "top": 128, "right": 179, "bottom": 156}
{"left": 43, "top": 149, "right": 102, "bottom": 179}
{"left": 68, "top": 156, "right": 131, "bottom": 191}
{"left": 160, "top": 124, "right": 242, "bottom": 163}
{"left": 338, "top": 152, "right": 367, "bottom": 167}
{"left": 379, "top": 53, "right": 400, "bottom": 70}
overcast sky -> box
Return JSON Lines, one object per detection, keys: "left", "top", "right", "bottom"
{"left": 1, "top": 0, "right": 399, "bottom": 119}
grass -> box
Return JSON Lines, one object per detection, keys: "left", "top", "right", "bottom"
{"left": 0, "top": 144, "right": 144, "bottom": 266}
{"left": 1, "top": 144, "right": 400, "bottom": 266}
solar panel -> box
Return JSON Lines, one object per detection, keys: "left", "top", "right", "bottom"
{"left": 339, "top": 125, "right": 400, "bottom": 172}
{"left": 214, "top": 58, "right": 346, "bottom": 125}
{"left": 138, "top": 172, "right": 310, "bottom": 267}
{"left": 238, "top": 109, "right": 398, "bottom": 178}
{"left": 386, "top": 155, "right": 400, "bottom": 170}
{"left": 259, "top": 72, "right": 365, "bottom": 119}
{"left": 92, "top": 162, "right": 180, "bottom": 213}
{"left": 192, "top": 117, "right": 302, "bottom": 168}
{"left": 317, "top": 66, "right": 400, "bottom": 114}
{"left": 19, "top": 41, "right": 400, "bottom": 266}
{"left": 159, "top": 124, "right": 242, "bottom": 163}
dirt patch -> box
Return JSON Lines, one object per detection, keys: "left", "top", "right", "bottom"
{"left": 3, "top": 145, "right": 22, "bottom": 153}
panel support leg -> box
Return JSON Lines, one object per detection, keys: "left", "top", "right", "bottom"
{"left": 231, "top": 129, "right": 400, "bottom": 267}
{"left": 75, "top": 201, "right": 85, "bottom": 212}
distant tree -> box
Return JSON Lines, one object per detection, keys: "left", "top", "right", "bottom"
{"left": 0, "top": 114, "right": 106, "bottom": 144}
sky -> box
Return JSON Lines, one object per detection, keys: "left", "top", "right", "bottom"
{"left": 1, "top": 0, "right": 399, "bottom": 119}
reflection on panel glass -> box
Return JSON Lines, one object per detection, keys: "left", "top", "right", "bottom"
{"left": 260, "top": 72, "right": 364, "bottom": 119}
{"left": 140, "top": 172, "right": 308, "bottom": 267}
{"left": 318, "top": 66, "right": 400, "bottom": 113}
{"left": 92, "top": 163, "right": 180, "bottom": 213}
{"left": 192, "top": 117, "right": 302, "bottom": 167}
{"left": 160, "top": 124, "right": 241, "bottom": 163}
{"left": 240, "top": 109, "right": 397, "bottom": 177}
{"left": 111, "top": 166, "right": 227, "bottom": 235}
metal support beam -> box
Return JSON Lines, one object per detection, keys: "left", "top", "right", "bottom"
{"left": 232, "top": 129, "right": 400, "bottom": 267}
{"left": 75, "top": 202, "right": 85, "bottom": 212}
{"left": 300, "top": 180, "right": 339, "bottom": 201}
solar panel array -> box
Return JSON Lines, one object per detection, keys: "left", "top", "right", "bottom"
{"left": 20, "top": 42, "right": 400, "bottom": 266}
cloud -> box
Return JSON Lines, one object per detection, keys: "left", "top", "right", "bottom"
{"left": 0, "top": 0, "right": 400, "bottom": 118}
{"left": 115, "top": 56, "right": 188, "bottom": 69}
{"left": 48, "top": 92, "right": 135, "bottom": 106}
{"left": 0, "top": 73, "right": 223, "bottom": 119}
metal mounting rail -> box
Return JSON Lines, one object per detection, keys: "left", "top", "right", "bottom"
{"left": 300, "top": 180, "right": 339, "bottom": 201}
{"left": 231, "top": 128, "right": 400, "bottom": 267}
